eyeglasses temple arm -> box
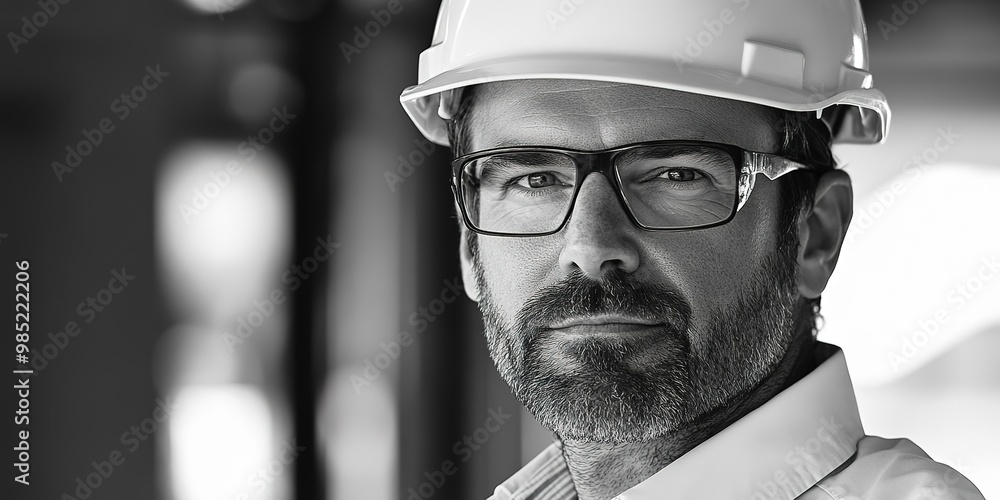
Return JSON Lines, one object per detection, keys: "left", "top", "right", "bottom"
{"left": 737, "top": 152, "right": 809, "bottom": 212}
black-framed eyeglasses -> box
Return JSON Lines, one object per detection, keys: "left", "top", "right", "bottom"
{"left": 451, "top": 140, "right": 811, "bottom": 237}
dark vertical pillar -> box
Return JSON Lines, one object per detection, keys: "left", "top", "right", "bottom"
{"left": 285, "top": 3, "right": 337, "bottom": 499}
{"left": 393, "top": 4, "right": 472, "bottom": 498}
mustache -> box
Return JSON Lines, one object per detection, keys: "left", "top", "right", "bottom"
{"left": 514, "top": 269, "right": 692, "bottom": 334}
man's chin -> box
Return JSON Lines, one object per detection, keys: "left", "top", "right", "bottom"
{"left": 511, "top": 348, "right": 693, "bottom": 443}
{"left": 519, "top": 385, "right": 690, "bottom": 443}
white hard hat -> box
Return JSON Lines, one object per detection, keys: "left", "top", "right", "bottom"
{"left": 400, "top": 0, "right": 890, "bottom": 147}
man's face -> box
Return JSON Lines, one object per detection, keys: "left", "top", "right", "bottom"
{"left": 462, "top": 80, "right": 803, "bottom": 443}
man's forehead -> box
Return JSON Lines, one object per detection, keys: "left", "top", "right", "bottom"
{"left": 468, "top": 79, "right": 779, "bottom": 152}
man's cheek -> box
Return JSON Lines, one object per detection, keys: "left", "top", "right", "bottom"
{"left": 675, "top": 252, "right": 751, "bottom": 313}
{"left": 480, "top": 244, "right": 539, "bottom": 310}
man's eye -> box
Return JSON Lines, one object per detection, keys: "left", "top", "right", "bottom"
{"left": 659, "top": 168, "right": 704, "bottom": 182}
{"left": 517, "top": 172, "right": 561, "bottom": 189}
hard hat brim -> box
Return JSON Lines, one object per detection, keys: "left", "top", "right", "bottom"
{"left": 399, "top": 54, "right": 889, "bottom": 147}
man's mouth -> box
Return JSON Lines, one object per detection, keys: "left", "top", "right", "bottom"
{"left": 547, "top": 315, "right": 666, "bottom": 336}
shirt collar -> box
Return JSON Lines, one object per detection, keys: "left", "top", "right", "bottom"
{"left": 492, "top": 342, "right": 866, "bottom": 500}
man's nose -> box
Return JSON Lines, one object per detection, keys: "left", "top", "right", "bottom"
{"left": 558, "top": 173, "right": 641, "bottom": 278}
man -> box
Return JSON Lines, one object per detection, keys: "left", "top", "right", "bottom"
{"left": 400, "top": 1, "right": 985, "bottom": 498}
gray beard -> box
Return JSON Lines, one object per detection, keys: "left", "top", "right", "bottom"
{"left": 471, "top": 240, "right": 799, "bottom": 443}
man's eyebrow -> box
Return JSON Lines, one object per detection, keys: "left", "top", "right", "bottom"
{"left": 481, "top": 152, "right": 568, "bottom": 166}
{"left": 616, "top": 146, "right": 725, "bottom": 163}
{"left": 489, "top": 139, "right": 539, "bottom": 149}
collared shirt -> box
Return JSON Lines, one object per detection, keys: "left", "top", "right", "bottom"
{"left": 489, "top": 343, "right": 985, "bottom": 500}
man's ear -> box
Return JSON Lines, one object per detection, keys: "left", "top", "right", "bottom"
{"left": 797, "top": 169, "right": 853, "bottom": 299}
{"left": 456, "top": 201, "right": 482, "bottom": 302}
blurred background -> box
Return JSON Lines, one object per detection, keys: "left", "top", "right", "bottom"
{"left": 1, "top": 0, "right": 997, "bottom": 499}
